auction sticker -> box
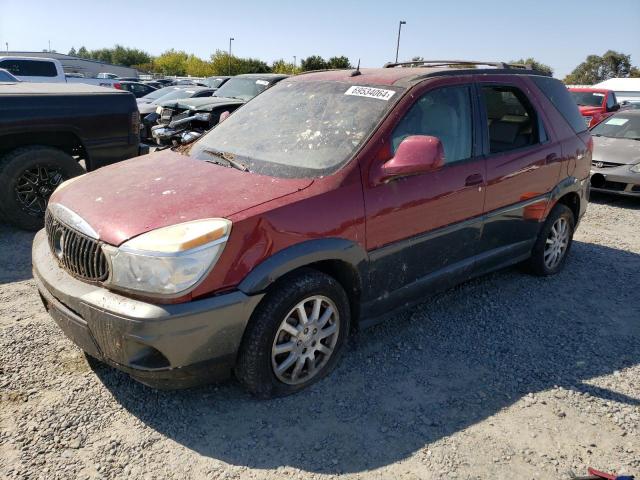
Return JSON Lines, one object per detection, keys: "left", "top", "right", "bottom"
{"left": 345, "top": 85, "right": 395, "bottom": 101}
{"left": 605, "top": 118, "right": 628, "bottom": 126}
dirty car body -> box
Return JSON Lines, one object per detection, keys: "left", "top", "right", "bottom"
{"left": 33, "top": 64, "right": 591, "bottom": 394}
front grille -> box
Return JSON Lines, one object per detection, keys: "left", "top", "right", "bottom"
{"left": 592, "top": 160, "right": 622, "bottom": 169}
{"left": 45, "top": 211, "right": 109, "bottom": 282}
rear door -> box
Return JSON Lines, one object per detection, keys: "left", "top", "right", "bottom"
{"left": 475, "top": 75, "right": 562, "bottom": 269}
{"left": 363, "top": 76, "right": 486, "bottom": 308}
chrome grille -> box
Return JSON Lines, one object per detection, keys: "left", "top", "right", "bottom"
{"left": 45, "top": 211, "right": 109, "bottom": 282}
{"left": 592, "top": 160, "right": 622, "bottom": 169}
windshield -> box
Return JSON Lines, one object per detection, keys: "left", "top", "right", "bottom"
{"left": 591, "top": 114, "right": 640, "bottom": 140}
{"left": 214, "top": 77, "right": 270, "bottom": 101}
{"left": 140, "top": 86, "right": 183, "bottom": 101}
{"left": 570, "top": 91, "right": 605, "bottom": 107}
{"left": 155, "top": 88, "right": 200, "bottom": 103}
{"left": 205, "top": 77, "right": 227, "bottom": 88}
{"left": 0, "top": 70, "right": 18, "bottom": 82}
{"left": 189, "top": 80, "right": 404, "bottom": 178}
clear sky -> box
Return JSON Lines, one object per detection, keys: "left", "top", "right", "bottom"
{"left": 1, "top": 0, "right": 639, "bottom": 78}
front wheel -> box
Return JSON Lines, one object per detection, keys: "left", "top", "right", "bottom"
{"left": 526, "top": 203, "right": 575, "bottom": 276}
{"left": 235, "top": 269, "right": 351, "bottom": 398}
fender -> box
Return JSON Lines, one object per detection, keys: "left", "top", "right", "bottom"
{"left": 543, "top": 175, "right": 588, "bottom": 221}
{"left": 238, "top": 238, "right": 369, "bottom": 295}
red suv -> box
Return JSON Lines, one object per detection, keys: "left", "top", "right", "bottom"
{"left": 568, "top": 87, "right": 620, "bottom": 128}
{"left": 33, "top": 61, "right": 591, "bottom": 398}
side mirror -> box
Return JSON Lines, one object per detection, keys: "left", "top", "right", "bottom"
{"left": 374, "top": 135, "right": 444, "bottom": 184}
{"left": 219, "top": 111, "right": 231, "bottom": 123}
{"left": 608, "top": 103, "right": 621, "bottom": 112}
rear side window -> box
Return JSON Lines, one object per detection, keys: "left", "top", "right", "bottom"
{"left": 481, "top": 86, "right": 542, "bottom": 154}
{"left": 531, "top": 76, "right": 587, "bottom": 133}
{"left": 391, "top": 85, "right": 473, "bottom": 164}
{"left": 0, "top": 59, "right": 58, "bottom": 77}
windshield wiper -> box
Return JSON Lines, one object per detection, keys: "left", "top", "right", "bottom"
{"left": 202, "top": 149, "right": 248, "bottom": 171}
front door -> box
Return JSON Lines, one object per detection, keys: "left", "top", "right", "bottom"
{"left": 362, "top": 78, "right": 486, "bottom": 312}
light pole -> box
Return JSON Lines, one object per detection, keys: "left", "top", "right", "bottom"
{"left": 228, "top": 37, "right": 234, "bottom": 75}
{"left": 5, "top": 42, "right": 8, "bottom": 53}
{"left": 293, "top": 55, "right": 296, "bottom": 70}
{"left": 395, "top": 20, "right": 406, "bottom": 63}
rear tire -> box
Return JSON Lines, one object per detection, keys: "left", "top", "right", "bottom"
{"left": 0, "top": 146, "right": 84, "bottom": 230}
{"left": 526, "top": 203, "right": 575, "bottom": 276}
{"left": 235, "top": 269, "right": 351, "bottom": 398}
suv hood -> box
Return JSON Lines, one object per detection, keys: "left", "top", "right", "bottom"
{"left": 592, "top": 135, "right": 640, "bottom": 165}
{"left": 172, "top": 96, "right": 245, "bottom": 111}
{"left": 49, "top": 150, "right": 313, "bottom": 246}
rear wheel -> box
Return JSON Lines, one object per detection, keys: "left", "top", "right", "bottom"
{"left": 0, "top": 146, "right": 84, "bottom": 230}
{"left": 235, "top": 269, "right": 351, "bottom": 398}
{"left": 526, "top": 203, "right": 575, "bottom": 276}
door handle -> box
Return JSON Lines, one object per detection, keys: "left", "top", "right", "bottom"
{"left": 465, "top": 173, "right": 484, "bottom": 186}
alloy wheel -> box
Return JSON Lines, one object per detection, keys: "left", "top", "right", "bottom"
{"left": 271, "top": 295, "right": 340, "bottom": 385}
{"left": 14, "top": 165, "right": 65, "bottom": 216}
{"left": 544, "top": 217, "right": 570, "bottom": 270}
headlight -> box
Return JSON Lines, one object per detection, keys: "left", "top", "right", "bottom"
{"left": 103, "top": 218, "right": 231, "bottom": 296}
{"left": 194, "top": 112, "right": 211, "bottom": 122}
{"left": 155, "top": 106, "right": 163, "bottom": 114}
{"left": 630, "top": 163, "right": 640, "bottom": 173}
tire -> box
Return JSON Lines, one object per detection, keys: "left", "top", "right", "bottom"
{"left": 0, "top": 146, "right": 85, "bottom": 230}
{"left": 235, "top": 268, "right": 351, "bottom": 398}
{"left": 525, "top": 203, "right": 575, "bottom": 276}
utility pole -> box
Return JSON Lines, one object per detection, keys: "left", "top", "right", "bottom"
{"left": 48, "top": 40, "right": 51, "bottom": 52}
{"left": 395, "top": 20, "right": 406, "bottom": 63}
{"left": 228, "top": 37, "right": 234, "bottom": 75}
{"left": 5, "top": 42, "right": 8, "bottom": 53}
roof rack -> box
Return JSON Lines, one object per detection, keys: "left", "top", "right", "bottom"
{"left": 383, "top": 60, "right": 532, "bottom": 70}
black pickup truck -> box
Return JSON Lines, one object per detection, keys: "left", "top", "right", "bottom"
{"left": 0, "top": 82, "right": 143, "bottom": 230}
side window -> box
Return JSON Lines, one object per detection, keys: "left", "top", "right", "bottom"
{"left": 606, "top": 93, "right": 616, "bottom": 109}
{"left": 0, "top": 59, "right": 57, "bottom": 77}
{"left": 481, "top": 86, "right": 540, "bottom": 154}
{"left": 391, "top": 85, "right": 473, "bottom": 165}
{"left": 530, "top": 76, "right": 587, "bottom": 133}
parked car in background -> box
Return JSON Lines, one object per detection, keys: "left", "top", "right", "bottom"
{"left": 154, "top": 79, "right": 175, "bottom": 87}
{"left": 152, "top": 73, "right": 288, "bottom": 145}
{"left": 174, "top": 79, "right": 205, "bottom": 86}
{"left": 203, "top": 76, "right": 230, "bottom": 89}
{"left": 97, "top": 72, "right": 119, "bottom": 79}
{"left": 568, "top": 87, "right": 619, "bottom": 128}
{"left": 33, "top": 62, "right": 591, "bottom": 396}
{"left": 0, "top": 56, "right": 121, "bottom": 88}
{"left": 143, "top": 80, "right": 162, "bottom": 89}
{"left": 138, "top": 87, "right": 216, "bottom": 140}
{"left": 118, "top": 81, "right": 157, "bottom": 98}
{"left": 589, "top": 110, "right": 640, "bottom": 197}
{"left": 0, "top": 68, "right": 19, "bottom": 82}
{"left": 594, "top": 78, "right": 640, "bottom": 108}
{"left": 116, "top": 77, "right": 140, "bottom": 82}
{"left": 0, "top": 83, "right": 143, "bottom": 229}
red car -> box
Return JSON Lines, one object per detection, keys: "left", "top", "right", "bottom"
{"left": 33, "top": 61, "right": 592, "bottom": 397}
{"left": 568, "top": 87, "right": 620, "bottom": 128}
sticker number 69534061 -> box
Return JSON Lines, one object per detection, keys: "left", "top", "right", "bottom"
{"left": 344, "top": 85, "right": 396, "bottom": 101}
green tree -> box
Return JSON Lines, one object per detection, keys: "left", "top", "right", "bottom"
{"left": 76, "top": 46, "right": 89, "bottom": 59}
{"left": 185, "top": 55, "right": 215, "bottom": 77}
{"left": 209, "top": 50, "right": 271, "bottom": 75}
{"left": 154, "top": 49, "right": 189, "bottom": 76}
{"left": 564, "top": 50, "right": 633, "bottom": 84}
{"left": 271, "top": 59, "right": 298, "bottom": 74}
{"left": 327, "top": 56, "right": 352, "bottom": 69}
{"left": 68, "top": 47, "right": 77, "bottom": 56}
{"left": 111, "top": 45, "right": 152, "bottom": 67}
{"left": 510, "top": 58, "right": 553, "bottom": 76}
{"left": 300, "top": 55, "right": 327, "bottom": 71}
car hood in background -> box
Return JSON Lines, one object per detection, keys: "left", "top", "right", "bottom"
{"left": 168, "top": 96, "right": 246, "bottom": 112}
{"left": 49, "top": 150, "right": 313, "bottom": 246}
{"left": 138, "top": 102, "right": 160, "bottom": 115}
{"left": 592, "top": 136, "right": 640, "bottom": 165}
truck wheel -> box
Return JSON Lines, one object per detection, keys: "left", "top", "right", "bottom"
{"left": 0, "top": 146, "right": 84, "bottom": 230}
{"left": 525, "top": 203, "right": 575, "bottom": 276}
{"left": 235, "top": 269, "right": 351, "bottom": 398}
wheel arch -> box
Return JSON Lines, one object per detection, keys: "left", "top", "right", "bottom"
{"left": 237, "top": 238, "right": 368, "bottom": 327}
{"left": 0, "top": 131, "right": 87, "bottom": 165}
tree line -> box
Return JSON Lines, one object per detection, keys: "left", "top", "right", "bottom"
{"left": 68, "top": 45, "right": 639, "bottom": 83}
{"left": 67, "top": 45, "right": 351, "bottom": 76}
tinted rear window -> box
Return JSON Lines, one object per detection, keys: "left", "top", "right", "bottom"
{"left": 0, "top": 59, "right": 58, "bottom": 77}
{"left": 531, "top": 76, "right": 587, "bottom": 133}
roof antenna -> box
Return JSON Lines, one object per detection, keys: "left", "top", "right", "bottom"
{"left": 350, "top": 59, "right": 361, "bottom": 77}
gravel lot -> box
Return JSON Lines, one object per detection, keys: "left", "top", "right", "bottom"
{"left": 1, "top": 193, "right": 638, "bottom": 480}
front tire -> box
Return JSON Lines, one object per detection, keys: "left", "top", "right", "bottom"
{"left": 235, "top": 269, "right": 351, "bottom": 398}
{"left": 0, "top": 146, "right": 84, "bottom": 230}
{"left": 526, "top": 203, "right": 575, "bottom": 276}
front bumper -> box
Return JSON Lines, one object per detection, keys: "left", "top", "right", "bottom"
{"left": 590, "top": 166, "right": 640, "bottom": 197}
{"left": 32, "top": 230, "right": 264, "bottom": 388}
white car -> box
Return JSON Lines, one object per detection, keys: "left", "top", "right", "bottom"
{"left": 0, "top": 56, "right": 120, "bottom": 88}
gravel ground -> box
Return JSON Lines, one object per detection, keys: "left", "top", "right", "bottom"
{"left": 1, "top": 193, "right": 638, "bottom": 480}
